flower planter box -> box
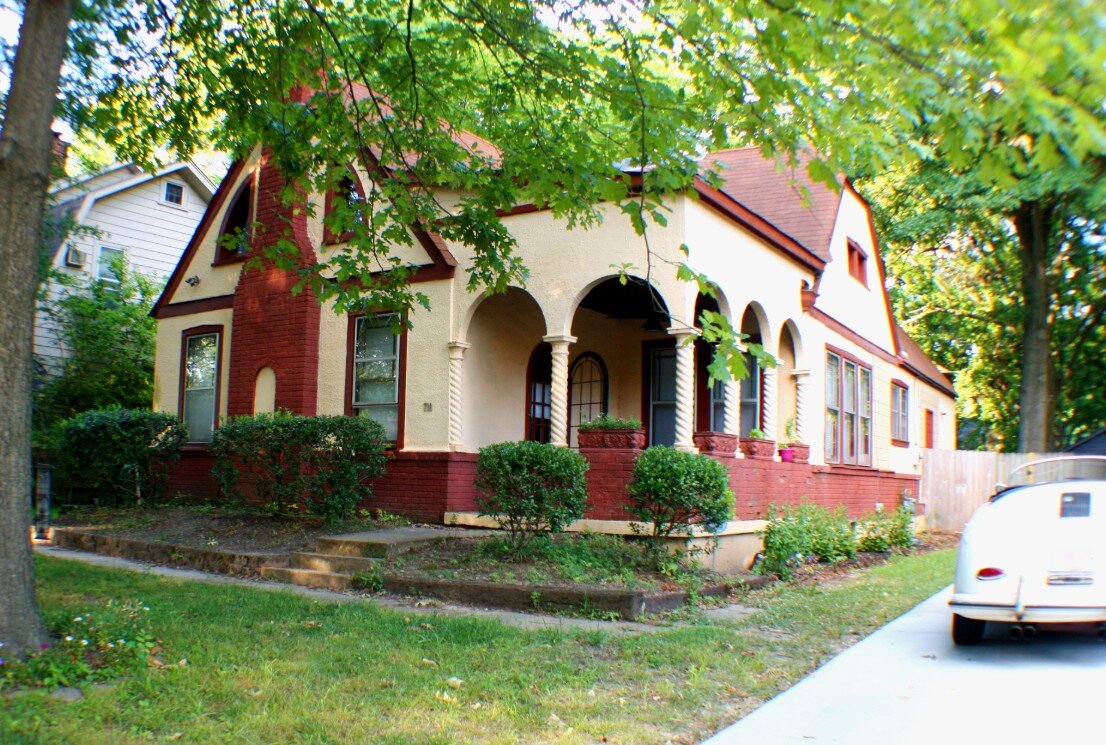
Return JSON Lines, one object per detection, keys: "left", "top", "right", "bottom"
{"left": 693, "top": 431, "right": 738, "bottom": 456}
{"left": 789, "top": 444, "right": 811, "bottom": 464}
{"left": 739, "top": 436, "right": 776, "bottom": 459}
{"left": 577, "top": 428, "right": 646, "bottom": 450}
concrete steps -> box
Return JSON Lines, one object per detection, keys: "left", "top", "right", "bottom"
{"left": 262, "top": 527, "right": 483, "bottom": 593}
{"left": 314, "top": 527, "right": 476, "bottom": 558}
{"left": 260, "top": 566, "right": 352, "bottom": 591}
{"left": 290, "top": 551, "right": 381, "bottom": 574}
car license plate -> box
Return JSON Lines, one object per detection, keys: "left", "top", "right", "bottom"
{"left": 1047, "top": 571, "right": 1094, "bottom": 586}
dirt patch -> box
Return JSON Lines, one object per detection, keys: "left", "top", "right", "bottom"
{"left": 54, "top": 506, "right": 409, "bottom": 555}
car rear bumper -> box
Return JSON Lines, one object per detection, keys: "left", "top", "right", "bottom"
{"left": 949, "top": 599, "right": 1106, "bottom": 624}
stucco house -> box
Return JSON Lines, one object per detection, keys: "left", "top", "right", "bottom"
{"left": 37, "top": 160, "right": 215, "bottom": 370}
{"left": 150, "top": 139, "right": 955, "bottom": 559}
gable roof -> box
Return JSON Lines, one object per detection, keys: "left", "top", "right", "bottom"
{"left": 47, "top": 161, "right": 216, "bottom": 265}
{"left": 1065, "top": 429, "right": 1106, "bottom": 455}
{"left": 699, "top": 147, "right": 841, "bottom": 263}
{"left": 893, "top": 323, "right": 956, "bottom": 396}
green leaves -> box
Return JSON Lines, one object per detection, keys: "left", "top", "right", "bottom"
{"left": 474, "top": 441, "right": 589, "bottom": 551}
{"left": 210, "top": 412, "right": 388, "bottom": 522}
{"left": 626, "top": 446, "right": 733, "bottom": 539}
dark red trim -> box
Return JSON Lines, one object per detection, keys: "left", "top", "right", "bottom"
{"left": 178, "top": 324, "right": 224, "bottom": 442}
{"left": 524, "top": 342, "right": 553, "bottom": 442}
{"left": 344, "top": 312, "right": 407, "bottom": 449}
{"left": 891, "top": 377, "right": 909, "bottom": 389}
{"left": 640, "top": 338, "right": 676, "bottom": 445}
{"left": 692, "top": 177, "right": 826, "bottom": 272}
{"left": 212, "top": 169, "right": 257, "bottom": 265}
{"left": 891, "top": 438, "right": 910, "bottom": 448}
{"left": 322, "top": 167, "right": 367, "bottom": 246}
{"left": 156, "top": 294, "right": 234, "bottom": 319}
{"left": 826, "top": 343, "right": 874, "bottom": 372}
{"left": 495, "top": 203, "right": 543, "bottom": 218}
{"left": 846, "top": 239, "right": 869, "bottom": 287}
{"left": 812, "top": 308, "right": 899, "bottom": 364}
{"left": 924, "top": 408, "right": 935, "bottom": 449}
{"left": 151, "top": 160, "right": 248, "bottom": 319}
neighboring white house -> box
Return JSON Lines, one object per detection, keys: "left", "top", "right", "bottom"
{"left": 36, "top": 161, "right": 215, "bottom": 368}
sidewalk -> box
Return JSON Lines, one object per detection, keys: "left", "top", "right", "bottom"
{"left": 703, "top": 586, "right": 1106, "bottom": 744}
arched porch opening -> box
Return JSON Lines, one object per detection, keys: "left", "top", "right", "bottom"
{"left": 568, "top": 276, "right": 671, "bottom": 446}
{"left": 462, "top": 287, "right": 547, "bottom": 449}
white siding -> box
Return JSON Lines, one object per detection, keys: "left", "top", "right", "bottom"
{"left": 34, "top": 171, "right": 210, "bottom": 364}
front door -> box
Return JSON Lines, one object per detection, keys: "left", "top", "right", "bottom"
{"left": 649, "top": 347, "right": 677, "bottom": 446}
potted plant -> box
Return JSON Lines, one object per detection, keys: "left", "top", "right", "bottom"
{"left": 778, "top": 417, "right": 810, "bottom": 464}
{"left": 576, "top": 413, "right": 646, "bottom": 450}
{"left": 739, "top": 427, "right": 776, "bottom": 459}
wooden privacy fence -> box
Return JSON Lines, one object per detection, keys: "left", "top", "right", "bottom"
{"left": 919, "top": 449, "right": 1068, "bottom": 531}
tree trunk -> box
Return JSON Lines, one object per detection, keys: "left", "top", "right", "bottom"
{"left": 0, "top": 0, "right": 74, "bottom": 656}
{"left": 1013, "top": 200, "right": 1055, "bottom": 453}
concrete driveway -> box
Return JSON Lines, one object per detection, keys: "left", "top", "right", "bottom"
{"left": 704, "top": 586, "right": 1106, "bottom": 744}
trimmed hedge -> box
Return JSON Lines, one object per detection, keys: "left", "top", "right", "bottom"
{"left": 475, "top": 441, "right": 589, "bottom": 551}
{"left": 627, "top": 446, "right": 734, "bottom": 538}
{"left": 50, "top": 408, "right": 185, "bottom": 506}
{"left": 210, "top": 412, "right": 388, "bottom": 522}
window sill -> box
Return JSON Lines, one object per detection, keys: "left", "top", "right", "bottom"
{"left": 182, "top": 442, "right": 212, "bottom": 452}
{"left": 824, "top": 462, "right": 876, "bottom": 473}
{"left": 891, "top": 438, "right": 910, "bottom": 448}
{"left": 211, "top": 255, "right": 248, "bottom": 267}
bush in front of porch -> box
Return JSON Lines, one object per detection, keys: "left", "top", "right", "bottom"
{"left": 627, "top": 446, "right": 734, "bottom": 540}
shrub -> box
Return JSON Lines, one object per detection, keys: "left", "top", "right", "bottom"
{"left": 578, "top": 413, "right": 643, "bottom": 431}
{"left": 746, "top": 428, "right": 768, "bottom": 440}
{"left": 627, "top": 446, "right": 733, "bottom": 539}
{"left": 857, "top": 505, "right": 916, "bottom": 552}
{"left": 50, "top": 408, "right": 185, "bottom": 507}
{"left": 759, "top": 503, "right": 858, "bottom": 579}
{"left": 210, "top": 412, "right": 388, "bottom": 522}
{"left": 474, "top": 441, "right": 589, "bottom": 551}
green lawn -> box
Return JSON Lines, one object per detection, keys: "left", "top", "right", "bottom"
{"left": 3, "top": 550, "right": 955, "bottom": 744}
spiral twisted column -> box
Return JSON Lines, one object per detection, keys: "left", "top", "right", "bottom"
{"left": 791, "top": 369, "right": 811, "bottom": 444}
{"left": 543, "top": 334, "right": 576, "bottom": 447}
{"left": 447, "top": 341, "right": 471, "bottom": 450}
{"left": 761, "top": 365, "right": 778, "bottom": 441}
{"left": 723, "top": 379, "right": 741, "bottom": 437}
{"left": 669, "top": 326, "right": 699, "bottom": 452}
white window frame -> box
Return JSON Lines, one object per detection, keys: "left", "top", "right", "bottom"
{"left": 891, "top": 383, "right": 910, "bottom": 443}
{"left": 160, "top": 180, "right": 187, "bottom": 208}
{"left": 182, "top": 332, "right": 219, "bottom": 443}
{"left": 96, "top": 245, "right": 125, "bottom": 285}
{"left": 352, "top": 313, "right": 401, "bottom": 440}
{"left": 826, "top": 350, "right": 873, "bottom": 466}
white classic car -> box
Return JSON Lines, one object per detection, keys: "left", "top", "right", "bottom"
{"left": 949, "top": 456, "right": 1106, "bottom": 645}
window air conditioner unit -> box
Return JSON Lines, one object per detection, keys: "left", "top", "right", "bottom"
{"left": 64, "top": 246, "right": 87, "bottom": 268}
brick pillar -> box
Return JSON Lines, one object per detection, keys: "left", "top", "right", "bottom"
{"left": 228, "top": 152, "right": 321, "bottom": 417}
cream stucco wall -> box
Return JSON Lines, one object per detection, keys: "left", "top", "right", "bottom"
{"left": 153, "top": 308, "right": 233, "bottom": 421}
{"left": 814, "top": 189, "right": 898, "bottom": 353}
{"left": 161, "top": 157, "right": 260, "bottom": 306}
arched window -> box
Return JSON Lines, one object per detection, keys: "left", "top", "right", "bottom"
{"left": 568, "top": 353, "right": 608, "bottom": 447}
{"left": 525, "top": 343, "right": 552, "bottom": 443}
{"left": 323, "top": 168, "right": 366, "bottom": 245}
{"left": 214, "top": 175, "right": 255, "bottom": 264}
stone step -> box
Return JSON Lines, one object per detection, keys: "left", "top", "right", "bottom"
{"left": 290, "top": 551, "right": 381, "bottom": 574}
{"left": 260, "top": 566, "right": 351, "bottom": 591}
{"left": 315, "top": 527, "right": 478, "bottom": 558}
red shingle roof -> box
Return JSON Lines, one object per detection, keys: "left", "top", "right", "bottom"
{"left": 699, "top": 147, "right": 841, "bottom": 263}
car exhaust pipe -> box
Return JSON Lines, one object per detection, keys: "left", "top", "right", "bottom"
{"left": 1010, "top": 624, "right": 1024, "bottom": 641}
{"left": 1022, "top": 624, "right": 1037, "bottom": 640}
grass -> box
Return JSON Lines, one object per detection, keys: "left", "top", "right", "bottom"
{"left": 3, "top": 549, "right": 955, "bottom": 744}
{"left": 389, "top": 533, "right": 715, "bottom": 591}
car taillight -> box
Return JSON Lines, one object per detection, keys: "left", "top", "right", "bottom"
{"left": 977, "top": 567, "right": 1005, "bottom": 580}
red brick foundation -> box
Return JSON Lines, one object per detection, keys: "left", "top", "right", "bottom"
{"left": 163, "top": 443, "right": 918, "bottom": 525}
{"left": 730, "top": 460, "right": 918, "bottom": 520}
